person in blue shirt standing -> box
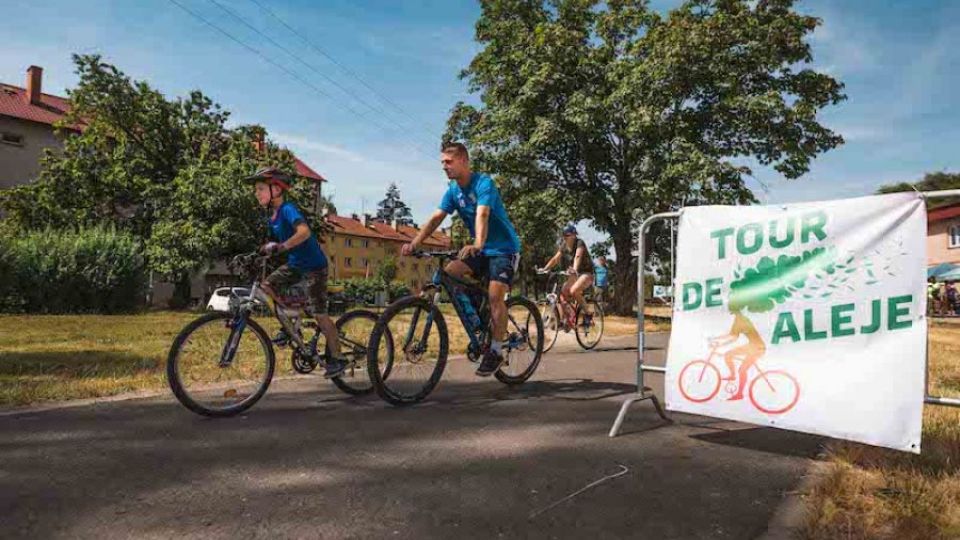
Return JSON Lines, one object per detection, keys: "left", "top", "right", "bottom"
{"left": 245, "top": 167, "right": 347, "bottom": 378}
{"left": 402, "top": 142, "right": 522, "bottom": 377}
{"left": 594, "top": 255, "right": 610, "bottom": 300}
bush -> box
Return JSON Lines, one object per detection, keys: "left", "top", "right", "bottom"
{"left": 332, "top": 277, "right": 411, "bottom": 305}
{"left": 0, "top": 226, "right": 147, "bottom": 313}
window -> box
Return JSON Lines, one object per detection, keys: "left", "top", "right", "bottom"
{"left": 345, "top": 257, "right": 353, "bottom": 267}
{"left": 0, "top": 132, "right": 23, "bottom": 146}
{"left": 362, "top": 239, "right": 370, "bottom": 248}
{"left": 950, "top": 225, "right": 960, "bottom": 249}
{"left": 362, "top": 258, "right": 369, "bottom": 267}
{"left": 413, "top": 263, "right": 419, "bottom": 271}
{"left": 345, "top": 238, "right": 353, "bottom": 247}
{"left": 330, "top": 255, "right": 336, "bottom": 263}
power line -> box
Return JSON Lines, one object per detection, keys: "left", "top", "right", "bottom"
{"left": 165, "top": 0, "right": 436, "bottom": 162}
{"left": 206, "top": 0, "right": 437, "bottom": 156}
{"left": 246, "top": 0, "right": 443, "bottom": 145}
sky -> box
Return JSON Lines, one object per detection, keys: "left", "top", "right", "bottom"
{"left": 1, "top": 0, "right": 958, "bottom": 254}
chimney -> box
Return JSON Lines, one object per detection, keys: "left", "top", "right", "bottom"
{"left": 362, "top": 214, "right": 371, "bottom": 227}
{"left": 392, "top": 218, "right": 400, "bottom": 232}
{"left": 350, "top": 213, "right": 359, "bottom": 221}
{"left": 25, "top": 66, "right": 42, "bottom": 105}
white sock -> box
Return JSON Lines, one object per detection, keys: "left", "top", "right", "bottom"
{"left": 491, "top": 340, "right": 503, "bottom": 354}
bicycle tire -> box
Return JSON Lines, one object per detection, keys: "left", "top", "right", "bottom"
{"left": 367, "top": 296, "right": 448, "bottom": 406}
{"left": 494, "top": 296, "right": 545, "bottom": 385}
{"left": 166, "top": 311, "right": 275, "bottom": 417}
{"left": 331, "top": 309, "right": 392, "bottom": 396}
{"left": 541, "top": 303, "right": 561, "bottom": 353}
{"left": 575, "top": 301, "right": 604, "bottom": 350}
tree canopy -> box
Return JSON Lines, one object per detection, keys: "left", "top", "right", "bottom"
{"left": 376, "top": 182, "right": 415, "bottom": 226}
{"left": 878, "top": 171, "right": 960, "bottom": 209}
{"left": 446, "top": 0, "right": 845, "bottom": 313}
{"left": 0, "top": 54, "right": 326, "bottom": 282}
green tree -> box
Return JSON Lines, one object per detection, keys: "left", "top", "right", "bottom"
{"left": 0, "top": 54, "right": 327, "bottom": 302}
{"left": 499, "top": 183, "right": 576, "bottom": 296}
{"left": 376, "top": 255, "right": 399, "bottom": 283}
{"left": 446, "top": 0, "right": 845, "bottom": 314}
{"left": 590, "top": 239, "right": 613, "bottom": 260}
{"left": 376, "top": 183, "right": 415, "bottom": 226}
{"left": 878, "top": 171, "right": 960, "bottom": 209}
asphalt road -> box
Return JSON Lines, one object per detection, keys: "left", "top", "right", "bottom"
{"left": 0, "top": 334, "right": 823, "bottom": 539}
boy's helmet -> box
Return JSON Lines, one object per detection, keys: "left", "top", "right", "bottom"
{"left": 244, "top": 167, "right": 292, "bottom": 191}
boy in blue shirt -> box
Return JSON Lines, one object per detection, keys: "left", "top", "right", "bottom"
{"left": 245, "top": 167, "right": 346, "bottom": 378}
{"left": 402, "top": 142, "right": 521, "bottom": 376}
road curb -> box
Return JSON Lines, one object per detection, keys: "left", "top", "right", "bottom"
{"left": 757, "top": 459, "right": 830, "bottom": 539}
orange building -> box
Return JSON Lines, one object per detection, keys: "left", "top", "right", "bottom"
{"left": 927, "top": 203, "right": 960, "bottom": 268}
{"left": 323, "top": 213, "right": 451, "bottom": 290}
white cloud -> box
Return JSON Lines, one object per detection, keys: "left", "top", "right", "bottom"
{"left": 271, "top": 132, "right": 365, "bottom": 163}
{"left": 834, "top": 124, "right": 889, "bottom": 143}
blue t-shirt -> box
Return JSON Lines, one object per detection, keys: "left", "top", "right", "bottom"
{"left": 269, "top": 202, "right": 327, "bottom": 271}
{"left": 594, "top": 265, "right": 609, "bottom": 287}
{"left": 439, "top": 172, "right": 521, "bottom": 256}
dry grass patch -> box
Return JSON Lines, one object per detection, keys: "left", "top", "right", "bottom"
{"left": 802, "top": 322, "right": 960, "bottom": 539}
{"left": 0, "top": 311, "right": 294, "bottom": 407}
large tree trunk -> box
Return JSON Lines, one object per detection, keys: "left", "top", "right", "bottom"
{"left": 610, "top": 227, "right": 636, "bottom": 316}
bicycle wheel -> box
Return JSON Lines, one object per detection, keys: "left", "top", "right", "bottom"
{"left": 540, "top": 302, "right": 561, "bottom": 353}
{"left": 749, "top": 370, "right": 800, "bottom": 414}
{"left": 495, "top": 296, "right": 545, "bottom": 385}
{"left": 367, "top": 296, "right": 448, "bottom": 406}
{"left": 677, "top": 360, "right": 721, "bottom": 403}
{"left": 167, "top": 311, "right": 275, "bottom": 417}
{"left": 575, "top": 300, "right": 604, "bottom": 350}
{"left": 331, "top": 309, "right": 393, "bottom": 396}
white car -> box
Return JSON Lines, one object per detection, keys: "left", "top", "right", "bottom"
{"left": 206, "top": 287, "right": 253, "bottom": 312}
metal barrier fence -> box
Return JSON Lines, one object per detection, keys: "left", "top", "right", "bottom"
{"left": 610, "top": 191, "right": 960, "bottom": 438}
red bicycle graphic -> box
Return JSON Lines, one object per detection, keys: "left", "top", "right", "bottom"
{"left": 678, "top": 344, "right": 800, "bottom": 414}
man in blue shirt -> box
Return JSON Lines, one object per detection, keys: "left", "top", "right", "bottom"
{"left": 402, "top": 142, "right": 521, "bottom": 376}
{"left": 595, "top": 256, "right": 610, "bottom": 290}
{"left": 245, "top": 167, "right": 346, "bottom": 378}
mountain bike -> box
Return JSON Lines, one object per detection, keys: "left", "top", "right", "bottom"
{"left": 677, "top": 344, "right": 800, "bottom": 414}
{"left": 166, "top": 252, "right": 393, "bottom": 417}
{"left": 366, "top": 250, "right": 544, "bottom": 406}
{"left": 536, "top": 269, "right": 605, "bottom": 352}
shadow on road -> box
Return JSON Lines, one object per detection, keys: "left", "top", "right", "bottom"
{"left": 0, "top": 360, "right": 818, "bottom": 539}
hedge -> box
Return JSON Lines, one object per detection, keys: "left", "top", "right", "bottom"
{"left": 0, "top": 226, "right": 147, "bottom": 313}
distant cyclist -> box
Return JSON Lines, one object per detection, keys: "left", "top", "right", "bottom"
{"left": 540, "top": 225, "right": 594, "bottom": 319}
{"left": 401, "top": 142, "right": 522, "bottom": 377}
{"left": 245, "top": 167, "right": 346, "bottom": 378}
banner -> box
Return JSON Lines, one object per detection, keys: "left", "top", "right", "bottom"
{"left": 665, "top": 193, "right": 927, "bottom": 453}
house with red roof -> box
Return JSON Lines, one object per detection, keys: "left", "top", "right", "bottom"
{"left": 324, "top": 212, "right": 451, "bottom": 289}
{"left": 0, "top": 66, "right": 75, "bottom": 189}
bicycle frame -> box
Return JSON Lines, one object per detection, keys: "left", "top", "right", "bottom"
{"left": 540, "top": 271, "right": 578, "bottom": 325}
{"left": 421, "top": 265, "right": 491, "bottom": 354}
{"left": 222, "top": 253, "right": 338, "bottom": 365}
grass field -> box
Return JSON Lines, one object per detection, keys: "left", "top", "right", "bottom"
{"left": 801, "top": 321, "right": 960, "bottom": 539}
{"left": 0, "top": 306, "right": 652, "bottom": 407}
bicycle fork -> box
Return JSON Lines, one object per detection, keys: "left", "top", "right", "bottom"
{"left": 404, "top": 293, "right": 440, "bottom": 353}
{"left": 219, "top": 313, "right": 248, "bottom": 367}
